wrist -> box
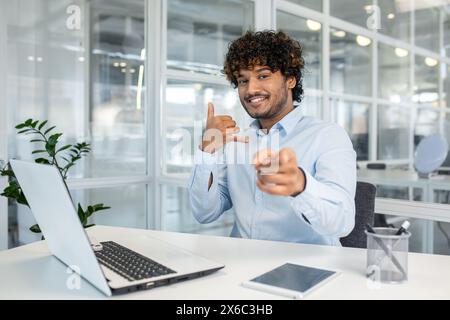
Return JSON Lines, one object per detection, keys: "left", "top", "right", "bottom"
{"left": 291, "top": 167, "right": 306, "bottom": 197}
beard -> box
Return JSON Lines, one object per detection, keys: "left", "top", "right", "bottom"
{"left": 240, "top": 86, "right": 289, "bottom": 120}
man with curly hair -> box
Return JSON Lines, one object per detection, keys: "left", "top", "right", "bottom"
{"left": 188, "top": 30, "right": 356, "bottom": 246}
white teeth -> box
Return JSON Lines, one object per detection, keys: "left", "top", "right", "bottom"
{"left": 249, "top": 97, "right": 266, "bottom": 103}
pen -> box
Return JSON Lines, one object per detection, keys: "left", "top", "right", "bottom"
{"left": 395, "top": 221, "right": 410, "bottom": 236}
{"left": 366, "top": 224, "right": 407, "bottom": 278}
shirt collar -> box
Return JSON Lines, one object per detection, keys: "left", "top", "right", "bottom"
{"left": 249, "top": 106, "right": 303, "bottom": 136}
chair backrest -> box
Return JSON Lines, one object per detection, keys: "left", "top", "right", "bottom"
{"left": 340, "top": 181, "right": 376, "bottom": 248}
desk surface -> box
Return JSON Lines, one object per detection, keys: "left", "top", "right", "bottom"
{"left": 357, "top": 168, "right": 450, "bottom": 186}
{"left": 1, "top": 226, "right": 449, "bottom": 300}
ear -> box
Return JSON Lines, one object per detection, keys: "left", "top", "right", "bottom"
{"left": 286, "top": 76, "right": 296, "bottom": 89}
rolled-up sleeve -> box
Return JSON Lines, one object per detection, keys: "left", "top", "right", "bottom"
{"left": 188, "top": 149, "right": 233, "bottom": 224}
{"left": 290, "top": 126, "right": 357, "bottom": 238}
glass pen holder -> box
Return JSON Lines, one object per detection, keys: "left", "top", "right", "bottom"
{"left": 365, "top": 228, "right": 411, "bottom": 284}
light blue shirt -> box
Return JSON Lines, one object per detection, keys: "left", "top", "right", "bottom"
{"left": 188, "top": 106, "right": 357, "bottom": 246}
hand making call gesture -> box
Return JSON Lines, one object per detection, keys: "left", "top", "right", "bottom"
{"left": 200, "top": 102, "right": 249, "bottom": 154}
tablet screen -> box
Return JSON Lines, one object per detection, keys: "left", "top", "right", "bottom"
{"left": 249, "top": 263, "right": 336, "bottom": 294}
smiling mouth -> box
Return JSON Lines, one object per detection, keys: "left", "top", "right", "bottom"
{"left": 246, "top": 96, "right": 269, "bottom": 107}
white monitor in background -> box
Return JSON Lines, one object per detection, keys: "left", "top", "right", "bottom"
{"left": 414, "top": 134, "right": 448, "bottom": 177}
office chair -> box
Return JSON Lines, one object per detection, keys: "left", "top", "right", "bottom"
{"left": 340, "top": 181, "right": 376, "bottom": 248}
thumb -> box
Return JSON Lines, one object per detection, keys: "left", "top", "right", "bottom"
{"left": 207, "top": 102, "right": 215, "bottom": 120}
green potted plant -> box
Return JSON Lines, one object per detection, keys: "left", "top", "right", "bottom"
{"left": 0, "top": 119, "right": 110, "bottom": 238}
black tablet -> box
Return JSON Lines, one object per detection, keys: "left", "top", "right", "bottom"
{"left": 242, "top": 263, "right": 339, "bottom": 299}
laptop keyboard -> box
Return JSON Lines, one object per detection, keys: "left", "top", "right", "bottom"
{"left": 95, "top": 241, "right": 176, "bottom": 281}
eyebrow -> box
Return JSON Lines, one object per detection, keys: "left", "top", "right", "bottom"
{"left": 255, "top": 67, "right": 271, "bottom": 73}
{"left": 238, "top": 67, "right": 271, "bottom": 78}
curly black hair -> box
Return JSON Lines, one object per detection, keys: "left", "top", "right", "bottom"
{"left": 223, "top": 30, "right": 305, "bottom": 103}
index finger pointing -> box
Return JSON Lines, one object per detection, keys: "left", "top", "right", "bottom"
{"left": 253, "top": 149, "right": 273, "bottom": 167}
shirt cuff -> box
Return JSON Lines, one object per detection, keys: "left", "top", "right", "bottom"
{"left": 290, "top": 169, "right": 321, "bottom": 225}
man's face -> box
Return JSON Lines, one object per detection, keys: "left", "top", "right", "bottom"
{"left": 237, "top": 66, "right": 295, "bottom": 120}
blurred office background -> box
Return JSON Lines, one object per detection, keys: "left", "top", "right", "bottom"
{"left": 1, "top": 0, "right": 450, "bottom": 255}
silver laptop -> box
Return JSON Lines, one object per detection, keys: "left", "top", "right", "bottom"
{"left": 10, "top": 159, "right": 224, "bottom": 296}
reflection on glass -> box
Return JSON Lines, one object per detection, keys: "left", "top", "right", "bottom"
{"left": 8, "top": 0, "right": 86, "bottom": 164}
{"left": 164, "top": 80, "right": 250, "bottom": 177}
{"left": 378, "top": 105, "right": 410, "bottom": 160}
{"left": 167, "top": 0, "right": 254, "bottom": 75}
{"left": 277, "top": 11, "right": 322, "bottom": 89}
{"left": 444, "top": 64, "right": 450, "bottom": 108}
{"left": 71, "top": 184, "right": 147, "bottom": 229}
{"left": 330, "top": 29, "right": 371, "bottom": 96}
{"left": 433, "top": 220, "right": 450, "bottom": 255}
{"left": 443, "top": 112, "right": 450, "bottom": 167}
{"left": 162, "top": 185, "right": 233, "bottom": 236}
{"left": 331, "top": 99, "right": 369, "bottom": 161}
{"left": 444, "top": 9, "right": 450, "bottom": 57}
{"left": 378, "top": 0, "right": 410, "bottom": 42}
{"left": 377, "top": 186, "right": 410, "bottom": 200}
{"left": 298, "top": 94, "right": 322, "bottom": 119}
{"left": 330, "top": 0, "right": 373, "bottom": 28}
{"left": 89, "top": 0, "right": 146, "bottom": 178}
{"left": 375, "top": 215, "right": 450, "bottom": 255}
{"left": 284, "top": 0, "right": 322, "bottom": 12}
{"left": 376, "top": 187, "right": 424, "bottom": 204}
{"left": 378, "top": 43, "right": 410, "bottom": 102}
{"left": 414, "top": 55, "right": 439, "bottom": 107}
{"left": 415, "top": 3, "right": 441, "bottom": 53}
{"left": 434, "top": 190, "right": 450, "bottom": 204}
{"left": 414, "top": 108, "right": 440, "bottom": 148}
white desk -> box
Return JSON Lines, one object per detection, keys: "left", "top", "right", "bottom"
{"left": 1, "top": 225, "right": 449, "bottom": 300}
{"left": 357, "top": 168, "right": 450, "bottom": 203}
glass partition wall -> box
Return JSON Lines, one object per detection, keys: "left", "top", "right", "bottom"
{"left": 2, "top": 0, "right": 450, "bottom": 255}
{"left": 278, "top": 0, "right": 450, "bottom": 255}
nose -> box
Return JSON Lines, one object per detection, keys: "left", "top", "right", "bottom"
{"left": 247, "top": 78, "right": 261, "bottom": 94}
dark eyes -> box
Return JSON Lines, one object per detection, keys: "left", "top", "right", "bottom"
{"left": 237, "top": 74, "right": 269, "bottom": 85}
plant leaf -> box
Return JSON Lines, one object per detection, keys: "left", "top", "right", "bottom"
{"left": 84, "top": 224, "right": 95, "bottom": 228}
{"left": 48, "top": 133, "right": 63, "bottom": 143}
{"left": 29, "top": 224, "right": 41, "bottom": 233}
{"left": 31, "top": 120, "right": 39, "bottom": 128}
{"left": 92, "top": 204, "right": 111, "bottom": 212}
{"left": 32, "top": 150, "right": 47, "bottom": 154}
{"left": 56, "top": 144, "right": 71, "bottom": 154}
{"left": 64, "top": 162, "right": 75, "bottom": 170}
{"left": 15, "top": 123, "right": 27, "bottom": 129}
{"left": 44, "top": 126, "right": 56, "bottom": 135}
{"left": 77, "top": 203, "right": 86, "bottom": 222}
{"left": 17, "top": 192, "right": 28, "bottom": 206}
{"left": 35, "top": 158, "right": 50, "bottom": 164}
{"left": 45, "top": 133, "right": 62, "bottom": 156}
{"left": 0, "top": 169, "right": 15, "bottom": 177}
{"left": 30, "top": 139, "right": 45, "bottom": 143}
{"left": 38, "top": 120, "right": 48, "bottom": 131}
{"left": 17, "top": 129, "right": 31, "bottom": 134}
